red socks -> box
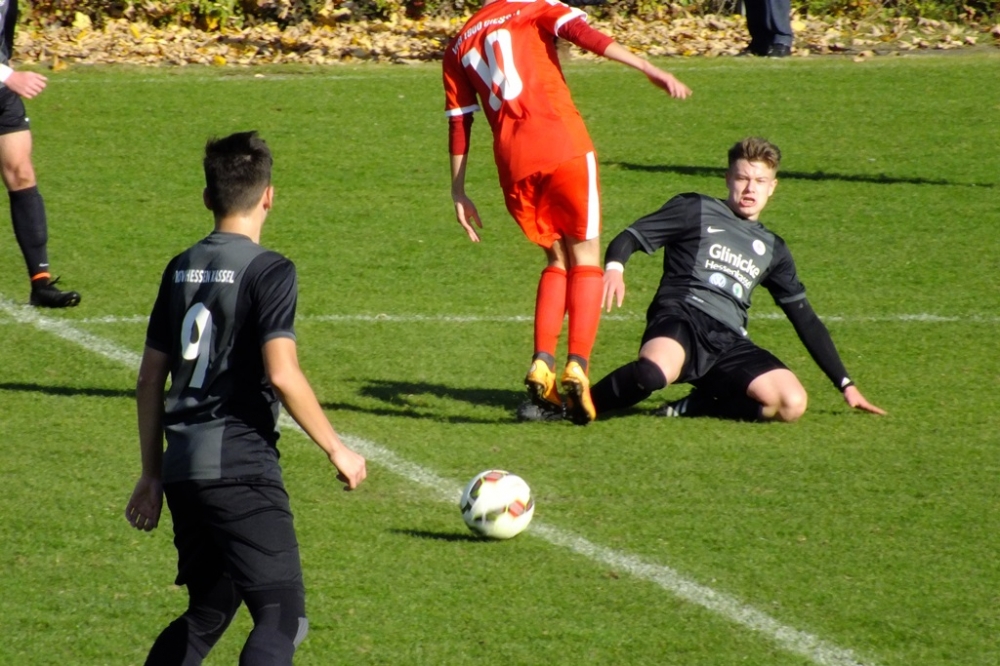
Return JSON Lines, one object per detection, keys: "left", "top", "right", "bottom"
{"left": 533, "top": 266, "right": 567, "bottom": 360}
{"left": 533, "top": 264, "right": 603, "bottom": 370}
{"left": 566, "top": 265, "right": 603, "bottom": 365}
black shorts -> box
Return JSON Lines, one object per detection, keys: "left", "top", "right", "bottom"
{"left": 641, "top": 300, "right": 787, "bottom": 395}
{"left": 164, "top": 479, "right": 304, "bottom": 593}
{"left": 0, "top": 86, "right": 30, "bottom": 136}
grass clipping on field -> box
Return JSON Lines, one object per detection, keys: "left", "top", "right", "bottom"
{"left": 15, "top": 13, "right": 1000, "bottom": 68}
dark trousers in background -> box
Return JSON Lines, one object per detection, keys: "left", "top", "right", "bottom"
{"left": 744, "top": 0, "right": 793, "bottom": 52}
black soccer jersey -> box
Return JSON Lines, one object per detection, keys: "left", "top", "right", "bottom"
{"left": 146, "top": 231, "right": 298, "bottom": 483}
{"left": 621, "top": 193, "right": 807, "bottom": 335}
{"left": 0, "top": 0, "right": 17, "bottom": 65}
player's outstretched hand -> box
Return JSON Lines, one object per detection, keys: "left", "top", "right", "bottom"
{"left": 452, "top": 193, "right": 483, "bottom": 242}
{"left": 5, "top": 71, "right": 48, "bottom": 99}
{"left": 125, "top": 475, "right": 163, "bottom": 532}
{"left": 843, "top": 385, "right": 887, "bottom": 415}
{"left": 645, "top": 67, "right": 691, "bottom": 100}
{"left": 603, "top": 268, "right": 626, "bottom": 312}
{"left": 330, "top": 446, "right": 367, "bottom": 491}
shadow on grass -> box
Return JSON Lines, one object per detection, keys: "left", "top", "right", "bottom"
{"left": 320, "top": 379, "right": 525, "bottom": 424}
{"left": 359, "top": 380, "right": 522, "bottom": 409}
{"left": 390, "top": 528, "right": 484, "bottom": 542}
{"left": 332, "top": 379, "right": 680, "bottom": 425}
{"left": 592, "top": 406, "right": 651, "bottom": 421}
{"left": 0, "top": 382, "right": 133, "bottom": 399}
{"left": 607, "top": 162, "right": 997, "bottom": 188}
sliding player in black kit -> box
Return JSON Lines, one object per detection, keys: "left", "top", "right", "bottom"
{"left": 525, "top": 137, "right": 885, "bottom": 423}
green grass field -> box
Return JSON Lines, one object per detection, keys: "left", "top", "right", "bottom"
{"left": 1, "top": 52, "right": 998, "bottom": 665}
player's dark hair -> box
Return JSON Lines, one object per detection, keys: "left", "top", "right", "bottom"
{"left": 727, "top": 137, "right": 781, "bottom": 171}
{"left": 203, "top": 131, "right": 273, "bottom": 217}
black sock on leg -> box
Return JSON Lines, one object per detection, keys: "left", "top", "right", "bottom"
{"left": 708, "top": 393, "right": 764, "bottom": 422}
{"left": 666, "top": 389, "right": 762, "bottom": 421}
{"left": 591, "top": 358, "right": 667, "bottom": 415}
{"left": 9, "top": 186, "right": 50, "bottom": 278}
{"left": 531, "top": 352, "right": 555, "bottom": 371}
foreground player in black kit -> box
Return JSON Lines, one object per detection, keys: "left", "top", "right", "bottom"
{"left": 125, "top": 132, "right": 366, "bottom": 665}
{"left": 585, "top": 137, "right": 885, "bottom": 422}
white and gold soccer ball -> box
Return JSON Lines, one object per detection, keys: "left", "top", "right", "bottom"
{"left": 459, "top": 469, "right": 535, "bottom": 539}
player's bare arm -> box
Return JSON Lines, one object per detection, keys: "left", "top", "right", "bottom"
{"left": 449, "top": 152, "right": 482, "bottom": 242}
{"left": 125, "top": 346, "right": 170, "bottom": 531}
{"left": 3, "top": 70, "right": 47, "bottom": 99}
{"left": 601, "top": 42, "right": 691, "bottom": 100}
{"left": 843, "top": 385, "right": 887, "bottom": 415}
{"left": 263, "top": 337, "right": 367, "bottom": 490}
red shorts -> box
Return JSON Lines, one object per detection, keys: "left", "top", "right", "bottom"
{"left": 503, "top": 152, "right": 601, "bottom": 249}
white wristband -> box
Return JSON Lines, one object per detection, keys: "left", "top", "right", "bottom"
{"left": 605, "top": 261, "right": 624, "bottom": 273}
{"left": 0, "top": 65, "right": 12, "bottom": 83}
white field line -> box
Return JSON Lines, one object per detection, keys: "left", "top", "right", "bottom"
{"left": 1, "top": 311, "right": 997, "bottom": 326}
{"left": 0, "top": 295, "right": 879, "bottom": 666}
{"left": 0, "top": 298, "right": 142, "bottom": 366}
{"left": 52, "top": 72, "right": 435, "bottom": 85}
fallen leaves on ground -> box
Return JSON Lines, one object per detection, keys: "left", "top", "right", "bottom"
{"left": 13, "top": 14, "right": 998, "bottom": 68}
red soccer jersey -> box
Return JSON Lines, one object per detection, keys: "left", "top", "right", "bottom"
{"left": 443, "top": 0, "right": 600, "bottom": 189}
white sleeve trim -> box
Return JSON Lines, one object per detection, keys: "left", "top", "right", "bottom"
{"left": 0, "top": 65, "right": 13, "bottom": 83}
{"left": 445, "top": 104, "right": 480, "bottom": 117}
{"left": 554, "top": 7, "right": 587, "bottom": 34}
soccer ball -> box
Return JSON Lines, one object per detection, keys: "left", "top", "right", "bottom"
{"left": 459, "top": 469, "right": 535, "bottom": 540}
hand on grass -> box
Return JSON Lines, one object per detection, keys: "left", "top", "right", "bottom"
{"left": 843, "top": 385, "right": 887, "bottom": 415}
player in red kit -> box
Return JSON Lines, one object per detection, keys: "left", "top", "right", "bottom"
{"left": 443, "top": 0, "right": 691, "bottom": 424}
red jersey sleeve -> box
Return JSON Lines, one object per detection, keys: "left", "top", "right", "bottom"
{"left": 533, "top": 0, "right": 609, "bottom": 48}
{"left": 443, "top": 40, "right": 481, "bottom": 119}
{"left": 449, "top": 114, "right": 474, "bottom": 155}
{"left": 443, "top": 38, "right": 481, "bottom": 155}
{"left": 557, "top": 14, "right": 614, "bottom": 55}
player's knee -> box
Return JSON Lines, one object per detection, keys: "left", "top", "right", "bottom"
{"left": 634, "top": 358, "right": 667, "bottom": 392}
{"left": 144, "top": 605, "right": 237, "bottom": 664}
{"left": 185, "top": 604, "right": 237, "bottom": 639}
{"left": 778, "top": 388, "right": 808, "bottom": 422}
{"left": 3, "top": 163, "right": 36, "bottom": 192}
{"left": 241, "top": 587, "right": 308, "bottom": 664}
{"left": 184, "top": 580, "right": 242, "bottom": 643}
